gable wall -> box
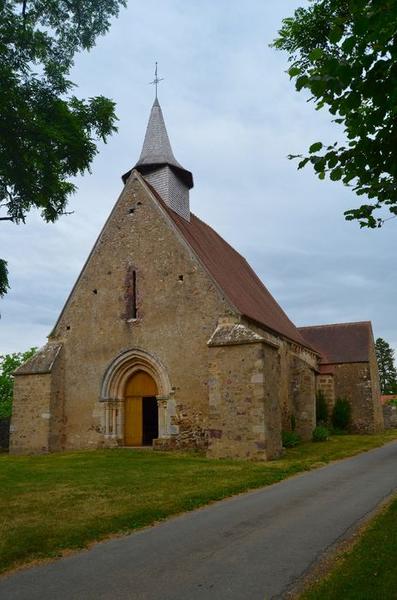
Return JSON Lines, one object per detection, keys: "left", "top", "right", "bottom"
{"left": 333, "top": 360, "right": 383, "bottom": 433}
{"left": 49, "top": 174, "right": 232, "bottom": 449}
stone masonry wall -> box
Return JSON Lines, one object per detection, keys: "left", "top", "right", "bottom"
{"left": 316, "top": 373, "right": 336, "bottom": 417}
{"left": 43, "top": 172, "right": 231, "bottom": 451}
{"left": 263, "top": 343, "right": 284, "bottom": 459}
{"left": 207, "top": 341, "right": 282, "bottom": 460}
{"left": 11, "top": 348, "right": 65, "bottom": 455}
{"left": 278, "top": 343, "right": 291, "bottom": 432}
{"left": 11, "top": 374, "right": 52, "bottom": 454}
{"left": 333, "top": 362, "right": 383, "bottom": 433}
{"left": 289, "top": 355, "right": 316, "bottom": 441}
{"left": 48, "top": 350, "right": 65, "bottom": 452}
{"left": 239, "top": 322, "right": 319, "bottom": 439}
{"left": 207, "top": 343, "right": 281, "bottom": 460}
{"left": 383, "top": 404, "right": 397, "bottom": 429}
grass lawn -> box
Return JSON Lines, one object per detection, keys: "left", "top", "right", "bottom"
{"left": 301, "top": 494, "right": 397, "bottom": 600}
{"left": 0, "top": 430, "right": 396, "bottom": 575}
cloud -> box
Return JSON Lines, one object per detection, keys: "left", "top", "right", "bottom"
{"left": 1, "top": 0, "right": 396, "bottom": 357}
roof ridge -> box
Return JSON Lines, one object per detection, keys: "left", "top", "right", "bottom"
{"left": 298, "top": 321, "right": 371, "bottom": 330}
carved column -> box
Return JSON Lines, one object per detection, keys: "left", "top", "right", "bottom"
{"left": 104, "top": 403, "right": 110, "bottom": 438}
{"left": 111, "top": 404, "right": 117, "bottom": 440}
{"left": 104, "top": 400, "right": 121, "bottom": 442}
{"left": 118, "top": 399, "right": 124, "bottom": 443}
{"left": 156, "top": 395, "right": 169, "bottom": 438}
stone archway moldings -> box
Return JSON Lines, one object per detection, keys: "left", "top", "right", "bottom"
{"left": 100, "top": 347, "right": 175, "bottom": 444}
{"left": 100, "top": 347, "right": 172, "bottom": 402}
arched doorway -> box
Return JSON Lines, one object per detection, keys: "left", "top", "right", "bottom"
{"left": 124, "top": 370, "right": 158, "bottom": 446}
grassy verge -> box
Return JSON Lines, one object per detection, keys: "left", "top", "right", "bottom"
{"left": 301, "top": 495, "right": 397, "bottom": 600}
{"left": 0, "top": 430, "right": 396, "bottom": 575}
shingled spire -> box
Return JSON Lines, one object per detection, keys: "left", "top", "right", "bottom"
{"left": 123, "top": 97, "right": 193, "bottom": 221}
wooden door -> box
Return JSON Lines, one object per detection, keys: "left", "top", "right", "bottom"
{"left": 124, "top": 371, "right": 158, "bottom": 446}
{"left": 124, "top": 397, "right": 142, "bottom": 446}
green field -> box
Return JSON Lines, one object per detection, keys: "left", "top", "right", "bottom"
{"left": 0, "top": 430, "right": 396, "bottom": 575}
{"left": 302, "top": 494, "right": 397, "bottom": 600}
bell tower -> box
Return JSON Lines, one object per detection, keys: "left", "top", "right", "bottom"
{"left": 123, "top": 66, "right": 193, "bottom": 221}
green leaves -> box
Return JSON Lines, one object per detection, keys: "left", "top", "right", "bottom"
{"left": 309, "top": 142, "right": 323, "bottom": 153}
{"left": 342, "top": 36, "right": 356, "bottom": 53}
{"left": 308, "top": 48, "right": 323, "bottom": 61}
{"left": 328, "top": 25, "right": 343, "bottom": 44}
{"left": 330, "top": 167, "right": 343, "bottom": 181}
{"left": 0, "top": 348, "right": 37, "bottom": 418}
{"left": 288, "top": 66, "right": 301, "bottom": 77}
{"left": 376, "top": 338, "right": 397, "bottom": 395}
{"left": 0, "top": 1, "right": 126, "bottom": 294}
{"left": 298, "top": 157, "right": 310, "bottom": 169}
{"left": 0, "top": 259, "right": 9, "bottom": 298}
{"left": 296, "top": 75, "right": 309, "bottom": 91}
{"left": 274, "top": 0, "right": 397, "bottom": 227}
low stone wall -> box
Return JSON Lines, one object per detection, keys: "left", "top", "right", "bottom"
{"left": 383, "top": 404, "right": 397, "bottom": 429}
{"left": 0, "top": 418, "right": 10, "bottom": 451}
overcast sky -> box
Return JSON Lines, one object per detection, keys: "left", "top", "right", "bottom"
{"left": 1, "top": 0, "right": 396, "bottom": 355}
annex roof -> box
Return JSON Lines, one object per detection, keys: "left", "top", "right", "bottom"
{"left": 298, "top": 321, "right": 373, "bottom": 364}
{"left": 14, "top": 343, "right": 62, "bottom": 376}
{"left": 144, "top": 179, "right": 311, "bottom": 348}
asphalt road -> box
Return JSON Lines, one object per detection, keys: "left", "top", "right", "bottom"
{"left": 1, "top": 441, "right": 397, "bottom": 600}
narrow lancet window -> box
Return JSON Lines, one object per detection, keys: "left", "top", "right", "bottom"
{"left": 125, "top": 266, "right": 138, "bottom": 321}
{"left": 132, "top": 269, "right": 137, "bottom": 319}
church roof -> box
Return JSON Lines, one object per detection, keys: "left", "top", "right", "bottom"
{"left": 145, "top": 180, "right": 311, "bottom": 348}
{"left": 123, "top": 98, "right": 193, "bottom": 189}
{"left": 298, "top": 322, "right": 373, "bottom": 364}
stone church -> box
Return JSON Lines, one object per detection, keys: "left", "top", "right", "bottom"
{"left": 10, "top": 95, "right": 384, "bottom": 459}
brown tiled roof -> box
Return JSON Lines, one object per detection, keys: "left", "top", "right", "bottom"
{"left": 146, "top": 181, "right": 310, "bottom": 347}
{"left": 298, "top": 322, "right": 372, "bottom": 364}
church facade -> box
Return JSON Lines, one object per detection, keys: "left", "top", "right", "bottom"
{"left": 10, "top": 98, "right": 384, "bottom": 459}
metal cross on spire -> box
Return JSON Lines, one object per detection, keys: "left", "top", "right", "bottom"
{"left": 149, "top": 62, "right": 164, "bottom": 99}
